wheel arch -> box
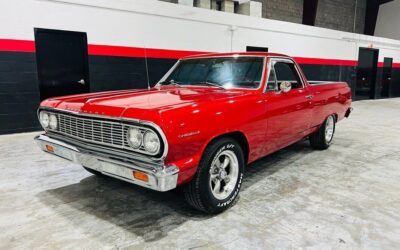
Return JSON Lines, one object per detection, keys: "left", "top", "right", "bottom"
{"left": 333, "top": 113, "right": 338, "bottom": 122}
{"left": 204, "top": 131, "right": 250, "bottom": 164}
{"left": 322, "top": 113, "right": 338, "bottom": 125}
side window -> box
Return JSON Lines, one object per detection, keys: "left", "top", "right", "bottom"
{"left": 274, "top": 62, "right": 303, "bottom": 89}
{"left": 266, "top": 62, "right": 277, "bottom": 90}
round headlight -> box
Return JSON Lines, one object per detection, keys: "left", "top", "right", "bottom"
{"left": 49, "top": 114, "right": 58, "bottom": 130}
{"left": 39, "top": 111, "right": 49, "bottom": 128}
{"left": 143, "top": 131, "right": 160, "bottom": 154}
{"left": 127, "top": 127, "right": 143, "bottom": 149}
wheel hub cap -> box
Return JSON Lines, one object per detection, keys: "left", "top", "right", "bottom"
{"left": 325, "top": 116, "right": 335, "bottom": 142}
{"left": 219, "top": 170, "right": 227, "bottom": 180}
{"left": 209, "top": 150, "right": 239, "bottom": 200}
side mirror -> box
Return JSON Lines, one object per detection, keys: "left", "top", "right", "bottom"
{"left": 280, "top": 81, "right": 292, "bottom": 93}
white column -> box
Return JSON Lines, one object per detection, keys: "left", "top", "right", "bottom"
{"left": 194, "top": 0, "right": 211, "bottom": 9}
{"left": 211, "top": 0, "right": 218, "bottom": 10}
{"left": 237, "top": 1, "right": 262, "bottom": 17}
{"left": 221, "top": 0, "right": 234, "bottom": 13}
{"left": 177, "top": 0, "right": 194, "bottom": 6}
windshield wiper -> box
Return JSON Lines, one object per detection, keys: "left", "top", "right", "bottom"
{"left": 158, "top": 80, "right": 182, "bottom": 86}
{"left": 193, "top": 81, "right": 226, "bottom": 90}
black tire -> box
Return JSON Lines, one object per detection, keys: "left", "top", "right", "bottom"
{"left": 183, "top": 137, "right": 245, "bottom": 214}
{"left": 310, "top": 115, "right": 336, "bottom": 150}
{"left": 83, "top": 166, "right": 103, "bottom": 176}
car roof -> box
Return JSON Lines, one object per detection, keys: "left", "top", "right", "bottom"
{"left": 182, "top": 52, "right": 290, "bottom": 59}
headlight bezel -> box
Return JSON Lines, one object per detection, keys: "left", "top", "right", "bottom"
{"left": 127, "top": 127, "right": 143, "bottom": 149}
{"left": 49, "top": 114, "right": 58, "bottom": 130}
{"left": 39, "top": 111, "right": 50, "bottom": 129}
{"left": 143, "top": 130, "right": 161, "bottom": 154}
{"left": 125, "top": 126, "right": 162, "bottom": 155}
{"left": 39, "top": 111, "right": 58, "bottom": 131}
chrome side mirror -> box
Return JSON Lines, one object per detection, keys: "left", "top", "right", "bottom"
{"left": 280, "top": 81, "right": 292, "bottom": 93}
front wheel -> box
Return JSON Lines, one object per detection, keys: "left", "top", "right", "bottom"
{"left": 183, "top": 137, "right": 245, "bottom": 214}
{"left": 310, "top": 115, "right": 336, "bottom": 150}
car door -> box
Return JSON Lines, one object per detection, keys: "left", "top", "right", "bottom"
{"left": 263, "top": 58, "right": 313, "bottom": 154}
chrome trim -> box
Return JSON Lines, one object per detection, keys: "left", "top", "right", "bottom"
{"left": 46, "top": 132, "right": 164, "bottom": 165}
{"left": 157, "top": 56, "right": 267, "bottom": 91}
{"left": 55, "top": 112, "right": 156, "bottom": 155}
{"left": 37, "top": 107, "right": 168, "bottom": 159}
{"left": 308, "top": 81, "right": 346, "bottom": 85}
{"left": 35, "top": 134, "right": 178, "bottom": 191}
{"left": 263, "top": 56, "right": 306, "bottom": 93}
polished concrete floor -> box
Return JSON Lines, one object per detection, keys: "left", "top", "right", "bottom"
{"left": 1, "top": 98, "right": 400, "bottom": 249}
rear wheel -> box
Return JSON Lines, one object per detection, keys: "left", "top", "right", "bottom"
{"left": 310, "top": 115, "right": 336, "bottom": 150}
{"left": 183, "top": 137, "right": 245, "bottom": 214}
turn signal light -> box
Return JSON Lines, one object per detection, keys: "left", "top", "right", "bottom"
{"left": 133, "top": 171, "right": 149, "bottom": 182}
{"left": 46, "top": 145, "right": 54, "bottom": 153}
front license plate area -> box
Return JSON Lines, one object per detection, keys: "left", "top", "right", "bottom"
{"left": 101, "top": 161, "right": 132, "bottom": 180}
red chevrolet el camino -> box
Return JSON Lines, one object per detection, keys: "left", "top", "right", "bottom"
{"left": 35, "top": 52, "right": 352, "bottom": 213}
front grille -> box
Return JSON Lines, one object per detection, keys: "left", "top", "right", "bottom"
{"left": 54, "top": 112, "right": 160, "bottom": 155}
{"left": 58, "top": 113, "right": 127, "bottom": 148}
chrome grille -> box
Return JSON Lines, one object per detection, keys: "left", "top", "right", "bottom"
{"left": 58, "top": 113, "right": 126, "bottom": 148}
{"left": 40, "top": 109, "right": 166, "bottom": 157}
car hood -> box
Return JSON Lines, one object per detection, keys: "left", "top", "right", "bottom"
{"left": 41, "top": 86, "right": 251, "bottom": 121}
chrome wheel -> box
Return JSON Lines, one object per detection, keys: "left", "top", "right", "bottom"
{"left": 209, "top": 150, "right": 239, "bottom": 200}
{"left": 325, "top": 116, "right": 335, "bottom": 142}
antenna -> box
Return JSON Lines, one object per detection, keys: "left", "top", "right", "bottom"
{"left": 144, "top": 46, "right": 151, "bottom": 90}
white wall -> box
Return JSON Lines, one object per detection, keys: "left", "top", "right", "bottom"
{"left": 1, "top": 0, "right": 400, "bottom": 63}
{"left": 375, "top": 0, "right": 400, "bottom": 41}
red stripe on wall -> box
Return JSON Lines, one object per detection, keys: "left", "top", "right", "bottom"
{"left": 1, "top": 38, "right": 399, "bottom": 68}
{"left": 0, "top": 39, "right": 36, "bottom": 52}
{"left": 294, "top": 57, "right": 358, "bottom": 66}
{"left": 88, "top": 44, "right": 205, "bottom": 59}
{"left": 377, "top": 62, "right": 400, "bottom": 68}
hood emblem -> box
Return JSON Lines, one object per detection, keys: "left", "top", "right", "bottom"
{"left": 178, "top": 131, "right": 200, "bottom": 138}
{"left": 81, "top": 110, "right": 105, "bottom": 115}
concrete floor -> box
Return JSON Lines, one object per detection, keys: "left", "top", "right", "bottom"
{"left": 1, "top": 99, "right": 400, "bottom": 249}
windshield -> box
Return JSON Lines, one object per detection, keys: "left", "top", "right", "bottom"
{"left": 160, "top": 56, "right": 265, "bottom": 89}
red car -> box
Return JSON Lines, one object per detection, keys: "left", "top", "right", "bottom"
{"left": 35, "top": 52, "right": 352, "bottom": 213}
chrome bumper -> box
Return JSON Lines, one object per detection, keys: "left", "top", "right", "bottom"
{"left": 34, "top": 134, "right": 179, "bottom": 191}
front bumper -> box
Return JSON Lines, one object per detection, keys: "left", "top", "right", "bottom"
{"left": 35, "top": 134, "right": 179, "bottom": 191}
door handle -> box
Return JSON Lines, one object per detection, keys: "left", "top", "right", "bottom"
{"left": 305, "top": 95, "right": 314, "bottom": 100}
{"left": 77, "top": 79, "right": 85, "bottom": 85}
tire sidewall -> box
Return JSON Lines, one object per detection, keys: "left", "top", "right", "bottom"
{"left": 198, "top": 139, "right": 244, "bottom": 212}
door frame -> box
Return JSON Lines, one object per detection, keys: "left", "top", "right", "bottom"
{"left": 34, "top": 28, "right": 90, "bottom": 101}
{"left": 356, "top": 47, "right": 379, "bottom": 99}
{"left": 382, "top": 57, "right": 393, "bottom": 98}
